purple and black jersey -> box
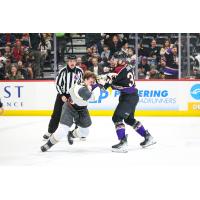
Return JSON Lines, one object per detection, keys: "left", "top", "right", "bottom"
{"left": 111, "top": 65, "right": 136, "bottom": 94}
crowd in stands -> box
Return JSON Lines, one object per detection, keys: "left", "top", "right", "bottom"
{"left": 78, "top": 33, "right": 179, "bottom": 79}
{"left": 1, "top": 33, "right": 200, "bottom": 80}
{"left": 0, "top": 33, "right": 53, "bottom": 80}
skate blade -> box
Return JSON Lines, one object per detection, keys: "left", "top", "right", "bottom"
{"left": 80, "top": 137, "right": 86, "bottom": 141}
{"left": 141, "top": 141, "right": 157, "bottom": 148}
{"left": 111, "top": 148, "right": 128, "bottom": 153}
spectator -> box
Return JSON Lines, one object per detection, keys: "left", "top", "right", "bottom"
{"left": 160, "top": 39, "right": 172, "bottom": 56}
{"left": 7, "top": 64, "right": 23, "bottom": 80}
{"left": 26, "top": 63, "right": 34, "bottom": 79}
{"left": 82, "top": 47, "right": 93, "bottom": 68}
{"left": 85, "top": 33, "right": 101, "bottom": 47}
{"left": 29, "top": 33, "right": 41, "bottom": 78}
{"left": 89, "top": 57, "right": 104, "bottom": 75}
{"left": 91, "top": 45, "right": 100, "bottom": 57}
{"left": 163, "top": 46, "right": 179, "bottom": 79}
{"left": 17, "top": 60, "right": 28, "bottom": 79}
{"left": 96, "top": 38, "right": 104, "bottom": 54}
{"left": 157, "top": 58, "right": 167, "bottom": 79}
{"left": 193, "top": 68, "right": 200, "bottom": 79}
{"left": 40, "top": 33, "right": 52, "bottom": 52}
{"left": 1, "top": 34, "right": 16, "bottom": 46}
{"left": 56, "top": 33, "right": 69, "bottom": 64}
{"left": 39, "top": 33, "right": 52, "bottom": 75}
{"left": 12, "top": 40, "right": 24, "bottom": 62}
{"left": 109, "top": 34, "right": 122, "bottom": 56}
{"left": 4, "top": 45, "right": 12, "bottom": 59}
{"left": 101, "top": 45, "right": 111, "bottom": 61}
{"left": 148, "top": 39, "right": 160, "bottom": 64}
{"left": 102, "top": 33, "right": 112, "bottom": 46}
{"left": 0, "top": 58, "right": 5, "bottom": 80}
{"left": 127, "top": 48, "right": 136, "bottom": 64}
{"left": 4, "top": 59, "right": 12, "bottom": 79}
{"left": 138, "top": 57, "right": 150, "bottom": 79}
{"left": 44, "top": 33, "right": 52, "bottom": 41}
{"left": 76, "top": 57, "right": 87, "bottom": 72}
{"left": 21, "top": 33, "right": 30, "bottom": 47}
{"left": 148, "top": 66, "right": 161, "bottom": 79}
{"left": 23, "top": 48, "right": 33, "bottom": 64}
{"left": 0, "top": 51, "right": 6, "bottom": 63}
{"left": 138, "top": 43, "right": 149, "bottom": 57}
{"left": 165, "top": 46, "right": 178, "bottom": 67}
{"left": 120, "top": 40, "right": 129, "bottom": 57}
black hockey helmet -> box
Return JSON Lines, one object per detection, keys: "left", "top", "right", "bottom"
{"left": 67, "top": 54, "right": 77, "bottom": 60}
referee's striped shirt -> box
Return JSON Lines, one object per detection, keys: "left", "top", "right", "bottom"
{"left": 56, "top": 65, "right": 83, "bottom": 95}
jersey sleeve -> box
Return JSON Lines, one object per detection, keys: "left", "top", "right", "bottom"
{"left": 112, "top": 69, "right": 135, "bottom": 87}
{"left": 76, "top": 68, "right": 84, "bottom": 84}
{"left": 55, "top": 68, "right": 65, "bottom": 95}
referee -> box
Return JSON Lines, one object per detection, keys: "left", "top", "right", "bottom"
{"left": 0, "top": 99, "right": 3, "bottom": 115}
{"left": 43, "top": 55, "right": 84, "bottom": 140}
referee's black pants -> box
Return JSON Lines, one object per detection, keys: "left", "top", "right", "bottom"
{"left": 48, "top": 94, "right": 64, "bottom": 134}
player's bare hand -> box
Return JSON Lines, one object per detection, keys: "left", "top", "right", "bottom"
{"left": 107, "top": 73, "right": 117, "bottom": 79}
{"left": 61, "top": 96, "right": 67, "bottom": 102}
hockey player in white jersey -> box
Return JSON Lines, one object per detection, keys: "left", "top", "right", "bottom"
{"left": 41, "top": 71, "right": 98, "bottom": 152}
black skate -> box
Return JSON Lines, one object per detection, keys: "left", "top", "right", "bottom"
{"left": 140, "top": 131, "right": 156, "bottom": 148}
{"left": 41, "top": 138, "right": 56, "bottom": 152}
{"left": 112, "top": 135, "right": 128, "bottom": 153}
{"left": 67, "top": 125, "right": 78, "bottom": 145}
{"left": 41, "top": 143, "right": 51, "bottom": 152}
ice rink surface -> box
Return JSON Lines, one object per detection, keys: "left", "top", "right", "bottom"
{"left": 0, "top": 116, "right": 200, "bottom": 200}
{"left": 0, "top": 116, "right": 200, "bottom": 166}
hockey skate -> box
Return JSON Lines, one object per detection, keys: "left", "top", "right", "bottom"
{"left": 140, "top": 131, "right": 156, "bottom": 148}
{"left": 41, "top": 137, "right": 57, "bottom": 152}
{"left": 41, "top": 143, "right": 51, "bottom": 152}
{"left": 80, "top": 137, "right": 86, "bottom": 141}
{"left": 67, "top": 125, "right": 78, "bottom": 145}
{"left": 112, "top": 135, "right": 128, "bottom": 153}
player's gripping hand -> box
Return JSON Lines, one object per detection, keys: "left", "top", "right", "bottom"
{"left": 61, "top": 96, "right": 68, "bottom": 102}
{"left": 106, "top": 73, "right": 117, "bottom": 83}
{"left": 97, "top": 73, "right": 117, "bottom": 85}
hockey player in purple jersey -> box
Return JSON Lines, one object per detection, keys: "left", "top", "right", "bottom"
{"left": 99, "top": 59, "right": 156, "bottom": 153}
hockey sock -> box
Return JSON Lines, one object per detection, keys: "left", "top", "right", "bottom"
{"left": 71, "top": 127, "right": 89, "bottom": 138}
{"left": 54, "top": 123, "right": 70, "bottom": 141}
{"left": 115, "top": 122, "right": 126, "bottom": 140}
{"left": 47, "top": 135, "right": 58, "bottom": 147}
{"left": 133, "top": 121, "right": 146, "bottom": 137}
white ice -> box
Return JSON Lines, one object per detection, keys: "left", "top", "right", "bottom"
{"left": 0, "top": 116, "right": 200, "bottom": 167}
{"left": 1, "top": 116, "right": 200, "bottom": 200}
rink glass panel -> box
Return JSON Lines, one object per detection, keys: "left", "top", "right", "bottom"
{"left": 0, "top": 33, "right": 200, "bottom": 80}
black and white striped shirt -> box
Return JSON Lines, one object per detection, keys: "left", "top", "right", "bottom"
{"left": 0, "top": 99, "right": 3, "bottom": 108}
{"left": 56, "top": 65, "right": 83, "bottom": 95}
